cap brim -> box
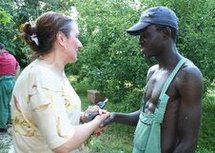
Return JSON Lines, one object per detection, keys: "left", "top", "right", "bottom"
{"left": 126, "top": 22, "right": 150, "bottom": 35}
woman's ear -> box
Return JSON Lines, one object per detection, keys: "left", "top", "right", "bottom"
{"left": 56, "top": 31, "right": 66, "bottom": 47}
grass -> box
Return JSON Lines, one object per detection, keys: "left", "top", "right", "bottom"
{"left": 0, "top": 133, "right": 12, "bottom": 153}
{"left": 79, "top": 93, "right": 135, "bottom": 153}
{"left": 88, "top": 125, "right": 134, "bottom": 153}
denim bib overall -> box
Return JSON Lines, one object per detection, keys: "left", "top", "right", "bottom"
{"left": 133, "top": 58, "right": 187, "bottom": 153}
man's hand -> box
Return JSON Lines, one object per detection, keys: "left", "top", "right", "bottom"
{"left": 100, "top": 112, "right": 115, "bottom": 128}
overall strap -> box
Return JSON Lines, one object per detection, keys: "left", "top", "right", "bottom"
{"left": 155, "top": 58, "right": 187, "bottom": 123}
{"left": 159, "top": 58, "right": 187, "bottom": 97}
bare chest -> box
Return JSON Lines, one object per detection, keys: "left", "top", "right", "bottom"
{"left": 143, "top": 70, "right": 176, "bottom": 113}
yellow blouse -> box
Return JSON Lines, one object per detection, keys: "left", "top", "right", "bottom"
{"left": 10, "top": 59, "right": 85, "bottom": 153}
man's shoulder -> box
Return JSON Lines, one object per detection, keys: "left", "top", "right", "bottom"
{"left": 177, "top": 59, "right": 203, "bottom": 86}
{"left": 180, "top": 59, "right": 202, "bottom": 78}
{"left": 175, "top": 59, "right": 203, "bottom": 105}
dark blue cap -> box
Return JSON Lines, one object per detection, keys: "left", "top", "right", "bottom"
{"left": 127, "top": 6, "right": 178, "bottom": 35}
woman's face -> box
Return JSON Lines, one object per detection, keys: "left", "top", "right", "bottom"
{"left": 64, "top": 22, "right": 83, "bottom": 63}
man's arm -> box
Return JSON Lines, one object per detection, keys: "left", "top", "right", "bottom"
{"left": 101, "top": 110, "right": 140, "bottom": 127}
{"left": 174, "top": 66, "right": 203, "bottom": 153}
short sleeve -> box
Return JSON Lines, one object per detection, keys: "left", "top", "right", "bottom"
{"left": 29, "top": 81, "right": 75, "bottom": 149}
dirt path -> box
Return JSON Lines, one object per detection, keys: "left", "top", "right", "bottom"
{"left": 0, "top": 132, "right": 12, "bottom": 153}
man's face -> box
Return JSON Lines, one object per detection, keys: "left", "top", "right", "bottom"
{"left": 139, "top": 25, "right": 164, "bottom": 59}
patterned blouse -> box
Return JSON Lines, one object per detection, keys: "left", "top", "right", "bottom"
{"left": 10, "top": 59, "right": 85, "bottom": 153}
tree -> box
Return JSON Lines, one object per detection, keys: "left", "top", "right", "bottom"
{"left": 0, "top": 0, "right": 74, "bottom": 67}
{"left": 142, "top": 0, "right": 215, "bottom": 91}
{"left": 67, "top": 0, "right": 215, "bottom": 111}
{"left": 68, "top": 0, "right": 149, "bottom": 111}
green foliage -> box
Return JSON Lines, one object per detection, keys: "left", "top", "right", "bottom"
{"left": 0, "top": 0, "right": 75, "bottom": 67}
{"left": 0, "top": 7, "right": 11, "bottom": 25}
{"left": 1, "top": 0, "right": 214, "bottom": 152}
{"left": 142, "top": 0, "right": 215, "bottom": 91}
{"left": 2, "top": 0, "right": 214, "bottom": 111}
{"left": 68, "top": 0, "right": 149, "bottom": 110}
{"left": 65, "top": 0, "right": 215, "bottom": 111}
{"left": 0, "top": 1, "right": 36, "bottom": 67}
{"left": 198, "top": 87, "right": 215, "bottom": 152}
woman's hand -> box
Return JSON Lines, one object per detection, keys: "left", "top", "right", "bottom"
{"left": 93, "top": 110, "right": 110, "bottom": 136}
{"left": 81, "top": 105, "right": 108, "bottom": 123}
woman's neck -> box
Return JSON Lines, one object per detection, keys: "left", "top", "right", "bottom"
{"left": 38, "top": 52, "right": 66, "bottom": 78}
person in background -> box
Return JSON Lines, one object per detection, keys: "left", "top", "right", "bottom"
{"left": 101, "top": 6, "right": 203, "bottom": 153}
{"left": 0, "top": 43, "right": 20, "bottom": 133}
{"left": 10, "top": 11, "right": 109, "bottom": 153}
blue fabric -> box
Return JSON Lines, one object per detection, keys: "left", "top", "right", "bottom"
{"left": 127, "top": 6, "right": 178, "bottom": 35}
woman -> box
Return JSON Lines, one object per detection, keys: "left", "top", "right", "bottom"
{"left": 10, "top": 11, "right": 109, "bottom": 153}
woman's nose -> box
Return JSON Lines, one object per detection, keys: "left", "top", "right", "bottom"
{"left": 78, "top": 39, "right": 83, "bottom": 49}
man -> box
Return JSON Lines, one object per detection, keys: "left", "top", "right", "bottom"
{"left": 102, "top": 6, "right": 203, "bottom": 153}
{"left": 0, "top": 43, "right": 20, "bottom": 132}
